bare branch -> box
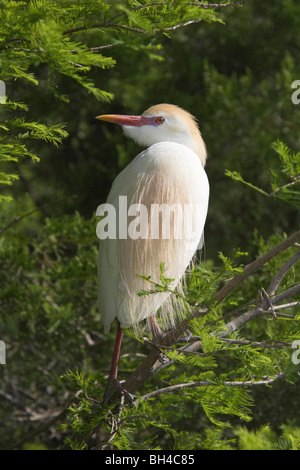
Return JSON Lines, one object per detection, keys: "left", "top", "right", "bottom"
{"left": 260, "top": 287, "right": 277, "bottom": 317}
{"left": 271, "top": 175, "right": 300, "bottom": 195}
{"left": 223, "top": 284, "right": 300, "bottom": 336}
{"left": 219, "top": 338, "right": 294, "bottom": 348}
{"left": 272, "top": 301, "right": 300, "bottom": 310}
{"left": 135, "top": 373, "right": 284, "bottom": 403}
{"left": 0, "top": 208, "right": 39, "bottom": 235}
{"left": 267, "top": 250, "right": 300, "bottom": 296}
{"left": 121, "top": 233, "right": 300, "bottom": 396}
{"left": 161, "top": 18, "right": 203, "bottom": 32}
{"left": 190, "top": 2, "right": 244, "bottom": 7}
{"left": 220, "top": 250, "right": 300, "bottom": 324}
{"left": 89, "top": 44, "right": 120, "bottom": 52}
{"left": 271, "top": 284, "right": 300, "bottom": 305}
{"left": 216, "top": 230, "right": 300, "bottom": 304}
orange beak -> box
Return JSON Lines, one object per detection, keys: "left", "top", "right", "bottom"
{"left": 96, "top": 114, "right": 149, "bottom": 127}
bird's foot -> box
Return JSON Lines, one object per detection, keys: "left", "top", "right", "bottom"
{"left": 103, "top": 377, "right": 135, "bottom": 404}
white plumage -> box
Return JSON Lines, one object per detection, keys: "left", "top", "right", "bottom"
{"left": 97, "top": 104, "right": 209, "bottom": 335}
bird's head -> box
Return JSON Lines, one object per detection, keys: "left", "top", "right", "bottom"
{"left": 96, "top": 104, "right": 207, "bottom": 166}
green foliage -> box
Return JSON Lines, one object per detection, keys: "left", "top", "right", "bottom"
{"left": 0, "top": 0, "right": 300, "bottom": 452}
{"left": 270, "top": 140, "right": 300, "bottom": 209}
{"left": 0, "top": 0, "right": 117, "bottom": 201}
{"left": 50, "top": 229, "right": 299, "bottom": 449}
{"left": 0, "top": 102, "right": 68, "bottom": 201}
{"left": 138, "top": 261, "right": 176, "bottom": 296}
{"left": 225, "top": 140, "right": 300, "bottom": 210}
{"left": 0, "top": 0, "right": 115, "bottom": 94}
{"left": 234, "top": 424, "right": 300, "bottom": 450}
{"left": 0, "top": 0, "right": 223, "bottom": 203}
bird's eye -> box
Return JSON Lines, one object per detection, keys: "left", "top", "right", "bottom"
{"left": 156, "top": 117, "right": 165, "bottom": 124}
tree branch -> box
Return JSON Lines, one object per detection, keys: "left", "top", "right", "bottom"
{"left": 267, "top": 250, "right": 300, "bottom": 296}
{"left": 6, "top": 396, "right": 74, "bottom": 450}
{"left": 0, "top": 208, "right": 39, "bottom": 235}
{"left": 219, "top": 338, "right": 294, "bottom": 348}
{"left": 120, "top": 232, "right": 300, "bottom": 397}
{"left": 223, "top": 284, "right": 300, "bottom": 335}
{"left": 271, "top": 175, "right": 300, "bottom": 195}
{"left": 190, "top": 1, "right": 244, "bottom": 7}
{"left": 64, "top": 2, "right": 244, "bottom": 36}
{"left": 216, "top": 230, "right": 300, "bottom": 304}
{"left": 0, "top": 195, "right": 78, "bottom": 235}
{"left": 135, "top": 373, "right": 284, "bottom": 403}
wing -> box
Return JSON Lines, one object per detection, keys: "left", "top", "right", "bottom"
{"left": 98, "top": 142, "right": 209, "bottom": 333}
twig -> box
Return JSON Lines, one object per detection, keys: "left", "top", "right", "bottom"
{"left": 267, "top": 250, "right": 300, "bottom": 296}
{"left": 260, "top": 287, "right": 277, "bottom": 318}
{"left": 154, "top": 287, "right": 299, "bottom": 372}
{"left": 272, "top": 301, "right": 300, "bottom": 310}
{"left": 102, "top": 393, "right": 125, "bottom": 449}
{"left": 64, "top": 1, "right": 244, "bottom": 36}
{"left": 223, "top": 284, "right": 300, "bottom": 336}
{"left": 162, "top": 18, "right": 203, "bottom": 32}
{"left": 271, "top": 176, "right": 300, "bottom": 195}
{"left": 216, "top": 230, "right": 300, "bottom": 304}
{"left": 89, "top": 44, "right": 120, "bottom": 52}
{"left": 220, "top": 338, "right": 294, "bottom": 348}
{"left": 0, "top": 195, "right": 78, "bottom": 235}
{"left": 7, "top": 397, "right": 74, "bottom": 450}
{"left": 190, "top": 2, "right": 244, "bottom": 7}
{"left": 270, "top": 284, "right": 300, "bottom": 305}
{"left": 121, "top": 234, "right": 300, "bottom": 395}
{"left": 0, "top": 208, "right": 39, "bottom": 235}
{"left": 135, "top": 373, "right": 284, "bottom": 403}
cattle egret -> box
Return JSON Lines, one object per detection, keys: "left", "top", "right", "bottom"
{"left": 96, "top": 104, "right": 209, "bottom": 401}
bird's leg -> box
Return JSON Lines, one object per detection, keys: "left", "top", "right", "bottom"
{"left": 147, "top": 315, "right": 168, "bottom": 363}
{"left": 103, "top": 321, "right": 134, "bottom": 403}
{"left": 148, "top": 315, "right": 166, "bottom": 341}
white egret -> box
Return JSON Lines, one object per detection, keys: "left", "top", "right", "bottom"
{"left": 96, "top": 104, "right": 209, "bottom": 400}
